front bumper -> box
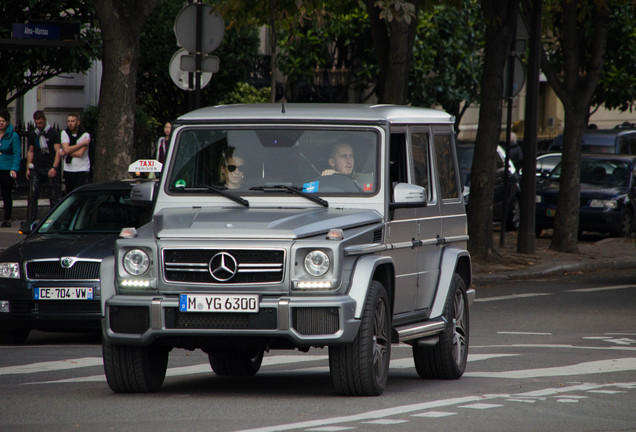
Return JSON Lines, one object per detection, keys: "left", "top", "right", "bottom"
{"left": 0, "top": 280, "right": 102, "bottom": 331}
{"left": 103, "top": 293, "right": 360, "bottom": 347}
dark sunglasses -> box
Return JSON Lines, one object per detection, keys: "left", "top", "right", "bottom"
{"left": 226, "top": 164, "right": 243, "bottom": 172}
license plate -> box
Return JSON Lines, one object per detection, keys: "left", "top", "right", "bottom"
{"left": 34, "top": 287, "right": 94, "bottom": 300}
{"left": 546, "top": 208, "right": 556, "bottom": 217}
{"left": 179, "top": 294, "right": 259, "bottom": 313}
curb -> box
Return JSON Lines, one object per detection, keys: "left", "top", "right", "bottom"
{"left": 473, "top": 258, "right": 636, "bottom": 282}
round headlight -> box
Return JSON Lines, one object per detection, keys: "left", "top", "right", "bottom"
{"left": 304, "top": 250, "right": 330, "bottom": 277}
{"left": 123, "top": 249, "right": 150, "bottom": 275}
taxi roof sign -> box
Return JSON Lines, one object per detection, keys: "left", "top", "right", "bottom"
{"left": 128, "top": 159, "right": 162, "bottom": 173}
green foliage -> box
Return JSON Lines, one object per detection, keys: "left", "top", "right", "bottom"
{"left": 0, "top": 1, "right": 101, "bottom": 109}
{"left": 218, "top": 82, "right": 271, "bottom": 104}
{"left": 592, "top": 1, "right": 636, "bottom": 112}
{"left": 276, "top": 4, "right": 378, "bottom": 102}
{"left": 542, "top": 0, "right": 636, "bottom": 115}
{"left": 409, "top": 0, "right": 484, "bottom": 122}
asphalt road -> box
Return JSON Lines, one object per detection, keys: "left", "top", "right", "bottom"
{"left": 1, "top": 268, "right": 635, "bottom": 431}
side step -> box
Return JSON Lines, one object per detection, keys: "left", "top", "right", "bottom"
{"left": 395, "top": 317, "right": 447, "bottom": 344}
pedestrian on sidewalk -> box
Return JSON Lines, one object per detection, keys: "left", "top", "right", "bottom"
{"left": 0, "top": 109, "right": 21, "bottom": 228}
{"left": 26, "top": 111, "right": 62, "bottom": 225}
{"left": 60, "top": 112, "right": 91, "bottom": 194}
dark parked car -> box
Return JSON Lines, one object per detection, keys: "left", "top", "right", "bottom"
{"left": 536, "top": 154, "right": 636, "bottom": 237}
{"left": 0, "top": 180, "right": 152, "bottom": 343}
{"left": 456, "top": 142, "right": 521, "bottom": 230}
{"left": 547, "top": 128, "right": 636, "bottom": 154}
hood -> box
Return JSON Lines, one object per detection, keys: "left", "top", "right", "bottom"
{"left": 539, "top": 181, "right": 626, "bottom": 200}
{"left": 154, "top": 207, "right": 383, "bottom": 239}
{"left": 0, "top": 233, "right": 118, "bottom": 262}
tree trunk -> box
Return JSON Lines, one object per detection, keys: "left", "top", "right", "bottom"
{"left": 467, "top": 0, "right": 518, "bottom": 259}
{"left": 364, "top": 0, "right": 422, "bottom": 104}
{"left": 93, "top": 0, "right": 159, "bottom": 182}
{"left": 540, "top": 0, "right": 610, "bottom": 252}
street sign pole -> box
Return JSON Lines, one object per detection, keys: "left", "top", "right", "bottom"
{"left": 195, "top": 1, "right": 202, "bottom": 109}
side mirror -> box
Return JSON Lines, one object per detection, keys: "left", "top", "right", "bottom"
{"left": 130, "top": 181, "right": 157, "bottom": 206}
{"left": 393, "top": 183, "right": 427, "bottom": 205}
{"left": 19, "top": 220, "right": 39, "bottom": 235}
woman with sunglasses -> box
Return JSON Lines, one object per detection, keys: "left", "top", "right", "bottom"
{"left": 220, "top": 155, "right": 245, "bottom": 189}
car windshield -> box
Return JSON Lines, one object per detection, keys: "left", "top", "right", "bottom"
{"left": 551, "top": 159, "right": 632, "bottom": 187}
{"left": 37, "top": 189, "right": 149, "bottom": 234}
{"left": 166, "top": 127, "right": 379, "bottom": 195}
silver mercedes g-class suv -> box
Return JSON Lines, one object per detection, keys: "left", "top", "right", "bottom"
{"left": 100, "top": 104, "right": 473, "bottom": 396}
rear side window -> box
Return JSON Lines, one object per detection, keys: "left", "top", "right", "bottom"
{"left": 434, "top": 134, "right": 460, "bottom": 200}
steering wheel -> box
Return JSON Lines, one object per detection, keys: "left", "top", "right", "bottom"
{"left": 315, "top": 173, "right": 362, "bottom": 192}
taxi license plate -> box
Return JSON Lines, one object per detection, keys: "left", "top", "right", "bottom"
{"left": 34, "top": 287, "right": 94, "bottom": 300}
{"left": 179, "top": 294, "right": 259, "bottom": 313}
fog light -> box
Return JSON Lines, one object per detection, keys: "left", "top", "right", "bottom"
{"left": 296, "top": 281, "right": 333, "bottom": 289}
{"left": 120, "top": 279, "right": 152, "bottom": 288}
{"left": 0, "top": 300, "right": 9, "bottom": 313}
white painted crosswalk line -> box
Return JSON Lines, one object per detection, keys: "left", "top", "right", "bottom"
{"left": 0, "top": 357, "right": 102, "bottom": 376}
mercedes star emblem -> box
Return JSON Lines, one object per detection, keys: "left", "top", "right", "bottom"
{"left": 209, "top": 252, "right": 238, "bottom": 281}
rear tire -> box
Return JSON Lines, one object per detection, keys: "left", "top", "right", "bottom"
{"left": 102, "top": 341, "right": 169, "bottom": 393}
{"left": 329, "top": 280, "right": 391, "bottom": 396}
{"left": 209, "top": 350, "right": 264, "bottom": 376}
{"left": 413, "top": 273, "right": 469, "bottom": 379}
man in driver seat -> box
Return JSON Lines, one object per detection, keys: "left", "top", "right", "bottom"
{"left": 321, "top": 142, "right": 373, "bottom": 188}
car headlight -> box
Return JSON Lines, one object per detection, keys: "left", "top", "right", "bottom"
{"left": 123, "top": 249, "right": 150, "bottom": 275}
{"left": 304, "top": 250, "right": 330, "bottom": 277}
{"left": 0, "top": 262, "right": 20, "bottom": 279}
{"left": 589, "top": 199, "right": 617, "bottom": 209}
{"left": 535, "top": 195, "right": 543, "bottom": 203}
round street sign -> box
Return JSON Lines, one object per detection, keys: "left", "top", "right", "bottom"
{"left": 174, "top": 4, "right": 224, "bottom": 53}
{"left": 169, "top": 48, "right": 212, "bottom": 91}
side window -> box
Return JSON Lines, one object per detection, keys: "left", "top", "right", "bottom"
{"left": 389, "top": 133, "right": 408, "bottom": 187}
{"left": 620, "top": 134, "right": 636, "bottom": 155}
{"left": 434, "top": 134, "right": 460, "bottom": 200}
{"left": 411, "top": 132, "right": 431, "bottom": 201}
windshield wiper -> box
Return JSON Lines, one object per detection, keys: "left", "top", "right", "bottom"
{"left": 178, "top": 184, "right": 249, "bottom": 207}
{"left": 250, "top": 185, "right": 328, "bottom": 207}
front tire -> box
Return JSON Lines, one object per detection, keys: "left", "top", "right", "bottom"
{"left": 413, "top": 273, "right": 469, "bottom": 379}
{"left": 209, "top": 350, "right": 264, "bottom": 376}
{"left": 102, "top": 341, "right": 169, "bottom": 393}
{"left": 329, "top": 280, "right": 391, "bottom": 396}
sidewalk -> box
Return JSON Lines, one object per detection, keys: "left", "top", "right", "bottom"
{"left": 472, "top": 229, "right": 636, "bottom": 283}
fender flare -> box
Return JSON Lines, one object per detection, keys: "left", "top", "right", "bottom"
{"left": 429, "top": 246, "right": 471, "bottom": 319}
{"left": 348, "top": 255, "right": 393, "bottom": 318}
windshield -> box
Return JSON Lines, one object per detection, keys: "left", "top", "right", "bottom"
{"left": 37, "top": 189, "right": 150, "bottom": 234}
{"left": 166, "top": 127, "right": 379, "bottom": 195}
{"left": 550, "top": 159, "right": 632, "bottom": 188}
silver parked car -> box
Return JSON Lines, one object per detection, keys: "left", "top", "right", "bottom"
{"left": 100, "top": 104, "right": 473, "bottom": 396}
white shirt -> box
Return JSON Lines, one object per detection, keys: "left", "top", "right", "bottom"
{"left": 60, "top": 130, "right": 91, "bottom": 173}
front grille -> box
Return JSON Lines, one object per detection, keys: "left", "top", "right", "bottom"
{"left": 292, "top": 307, "right": 339, "bottom": 335}
{"left": 26, "top": 260, "right": 101, "bottom": 280}
{"left": 109, "top": 306, "right": 149, "bottom": 334}
{"left": 163, "top": 249, "right": 285, "bottom": 284}
{"left": 164, "top": 307, "right": 277, "bottom": 330}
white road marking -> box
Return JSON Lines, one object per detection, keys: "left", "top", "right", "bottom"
{"left": 465, "top": 358, "right": 636, "bottom": 379}
{"left": 498, "top": 331, "right": 552, "bottom": 335}
{"left": 363, "top": 419, "right": 409, "bottom": 425}
{"left": 411, "top": 411, "right": 457, "bottom": 418}
{"left": 567, "top": 285, "right": 635, "bottom": 293}
{"left": 459, "top": 403, "right": 504, "bottom": 410}
{"left": 23, "top": 352, "right": 518, "bottom": 384}
{"left": 0, "top": 357, "right": 102, "bottom": 376}
{"left": 232, "top": 383, "right": 636, "bottom": 432}
{"left": 475, "top": 293, "right": 553, "bottom": 302}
